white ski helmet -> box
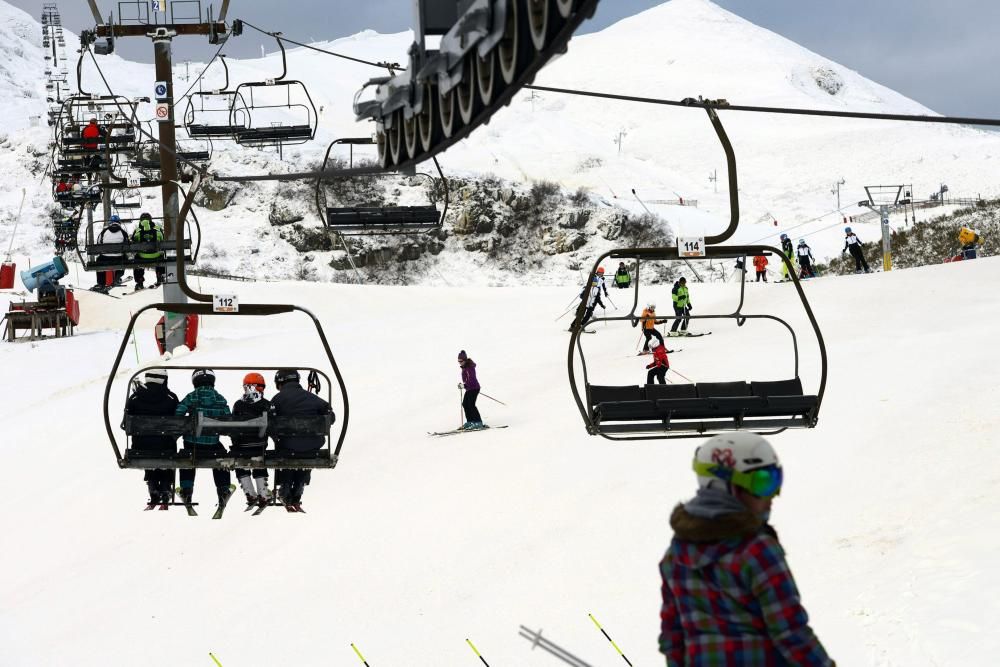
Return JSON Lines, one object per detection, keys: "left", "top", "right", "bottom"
{"left": 647, "top": 302, "right": 655, "bottom": 310}
{"left": 693, "top": 432, "right": 783, "bottom": 497}
{"left": 650, "top": 337, "right": 661, "bottom": 349}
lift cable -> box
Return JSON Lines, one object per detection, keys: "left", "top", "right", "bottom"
{"left": 525, "top": 84, "right": 1000, "bottom": 128}
{"left": 238, "top": 20, "right": 401, "bottom": 72}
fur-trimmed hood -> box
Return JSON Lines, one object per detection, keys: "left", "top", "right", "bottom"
{"left": 668, "top": 489, "right": 778, "bottom": 569}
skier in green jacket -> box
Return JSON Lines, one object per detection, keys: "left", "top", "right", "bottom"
{"left": 669, "top": 277, "right": 691, "bottom": 336}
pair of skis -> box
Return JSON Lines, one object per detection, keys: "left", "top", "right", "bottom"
{"left": 428, "top": 425, "right": 509, "bottom": 437}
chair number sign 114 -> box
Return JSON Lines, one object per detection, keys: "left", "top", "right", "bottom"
{"left": 679, "top": 237, "right": 705, "bottom": 258}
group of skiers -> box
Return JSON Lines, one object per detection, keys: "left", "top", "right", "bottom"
{"left": 759, "top": 228, "right": 872, "bottom": 281}
{"left": 126, "top": 367, "right": 332, "bottom": 511}
{"left": 92, "top": 212, "right": 167, "bottom": 292}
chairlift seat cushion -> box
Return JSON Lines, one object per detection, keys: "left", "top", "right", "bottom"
{"left": 644, "top": 383, "right": 697, "bottom": 400}
{"left": 697, "top": 382, "right": 751, "bottom": 398}
{"left": 589, "top": 385, "right": 643, "bottom": 405}
{"left": 595, "top": 400, "right": 659, "bottom": 422}
{"left": 750, "top": 378, "right": 804, "bottom": 397}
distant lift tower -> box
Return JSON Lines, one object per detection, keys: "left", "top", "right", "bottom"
{"left": 860, "top": 185, "right": 908, "bottom": 272}
{"left": 82, "top": 0, "right": 237, "bottom": 352}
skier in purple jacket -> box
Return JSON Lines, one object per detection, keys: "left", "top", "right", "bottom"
{"left": 457, "top": 350, "right": 483, "bottom": 430}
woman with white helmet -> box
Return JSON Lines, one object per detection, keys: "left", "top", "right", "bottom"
{"left": 658, "top": 433, "right": 834, "bottom": 665}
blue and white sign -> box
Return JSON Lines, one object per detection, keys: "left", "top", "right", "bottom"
{"left": 152, "top": 0, "right": 164, "bottom": 12}
{"left": 154, "top": 81, "right": 168, "bottom": 99}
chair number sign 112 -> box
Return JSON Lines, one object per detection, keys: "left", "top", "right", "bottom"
{"left": 213, "top": 294, "right": 239, "bottom": 314}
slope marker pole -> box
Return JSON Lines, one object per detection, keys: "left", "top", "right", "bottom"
{"left": 466, "top": 638, "right": 490, "bottom": 666}
{"left": 587, "top": 614, "right": 632, "bottom": 666}
{"left": 350, "top": 642, "right": 371, "bottom": 666}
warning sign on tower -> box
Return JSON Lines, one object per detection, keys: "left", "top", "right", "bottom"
{"left": 155, "top": 102, "right": 170, "bottom": 122}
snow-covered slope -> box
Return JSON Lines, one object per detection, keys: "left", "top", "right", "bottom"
{"left": 4, "top": 0, "right": 999, "bottom": 284}
{"left": 2, "top": 253, "right": 999, "bottom": 665}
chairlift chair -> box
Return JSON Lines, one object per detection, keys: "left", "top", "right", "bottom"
{"left": 316, "top": 138, "right": 449, "bottom": 236}
{"left": 568, "top": 246, "right": 827, "bottom": 440}
{"left": 229, "top": 36, "right": 318, "bottom": 149}
{"left": 77, "top": 209, "right": 199, "bottom": 273}
{"left": 183, "top": 56, "right": 250, "bottom": 140}
{"left": 114, "top": 361, "right": 343, "bottom": 471}
{"left": 567, "top": 102, "right": 828, "bottom": 440}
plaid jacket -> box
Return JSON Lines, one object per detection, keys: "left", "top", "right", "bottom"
{"left": 660, "top": 504, "right": 833, "bottom": 666}
{"left": 175, "top": 386, "right": 231, "bottom": 447}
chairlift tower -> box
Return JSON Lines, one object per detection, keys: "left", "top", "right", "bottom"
{"left": 83, "top": 0, "right": 236, "bottom": 352}
{"left": 860, "top": 184, "right": 904, "bottom": 272}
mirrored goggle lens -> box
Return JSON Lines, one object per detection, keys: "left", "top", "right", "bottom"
{"left": 746, "top": 466, "right": 783, "bottom": 498}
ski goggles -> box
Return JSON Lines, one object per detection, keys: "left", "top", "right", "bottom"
{"left": 694, "top": 461, "right": 783, "bottom": 498}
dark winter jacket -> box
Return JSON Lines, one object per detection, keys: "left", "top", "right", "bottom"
{"left": 175, "top": 386, "right": 231, "bottom": 447}
{"left": 125, "top": 383, "right": 179, "bottom": 452}
{"left": 659, "top": 489, "right": 833, "bottom": 666}
{"left": 781, "top": 238, "right": 794, "bottom": 258}
{"left": 269, "top": 382, "right": 332, "bottom": 453}
{"left": 230, "top": 396, "right": 271, "bottom": 449}
{"left": 460, "top": 359, "right": 480, "bottom": 391}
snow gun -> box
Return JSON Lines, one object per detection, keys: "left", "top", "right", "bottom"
{"left": 21, "top": 256, "right": 69, "bottom": 293}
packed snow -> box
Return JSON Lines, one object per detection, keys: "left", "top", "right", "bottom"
{"left": 2, "top": 1, "right": 1000, "bottom": 665}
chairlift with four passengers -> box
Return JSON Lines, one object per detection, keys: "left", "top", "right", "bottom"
{"left": 102, "top": 175, "right": 349, "bottom": 472}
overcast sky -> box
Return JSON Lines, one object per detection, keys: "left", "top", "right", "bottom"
{"left": 21, "top": 0, "right": 1000, "bottom": 119}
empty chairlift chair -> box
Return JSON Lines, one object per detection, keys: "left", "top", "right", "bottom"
{"left": 568, "top": 247, "right": 827, "bottom": 440}
{"left": 317, "top": 138, "right": 449, "bottom": 236}
{"left": 183, "top": 56, "right": 249, "bottom": 140}
{"left": 229, "top": 36, "right": 317, "bottom": 151}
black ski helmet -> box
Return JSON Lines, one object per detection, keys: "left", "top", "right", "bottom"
{"left": 191, "top": 368, "right": 216, "bottom": 387}
{"left": 274, "top": 368, "right": 300, "bottom": 388}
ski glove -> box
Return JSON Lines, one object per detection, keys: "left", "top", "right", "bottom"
{"left": 646, "top": 363, "right": 654, "bottom": 369}
{"left": 457, "top": 383, "right": 464, "bottom": 390}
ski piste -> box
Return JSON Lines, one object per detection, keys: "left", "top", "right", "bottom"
{"left": 212, "top": 484, "right": 237, "bottom": 520}
{"left": 428, "top": 425, "right": 509, "bottom": 437}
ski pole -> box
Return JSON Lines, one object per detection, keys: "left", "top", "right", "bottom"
{"left": 670, "top": 368, "right": 695, "bottom": 383}
{"left": 350, "top": 643, "right": 371, "bottom": 666}
{"left": 555, "top": 302, "right": 578, "bottom": 322}
{"left": 208, "top": 653, "right": 224, "bottom": 667}
{"left": 588, "top": 613, "right": 633, "bottom": 666}
{"left": 466, "top": 638, "right": 490, "bottom": 666}
{"left": 479, "top": 391, "right": 506, "bottom": 406}
{"left": 459, "top": 385, "right": 464, "bottom": 429}
{"left": 604, "top": 293, "right": 617, "bottom": 310}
